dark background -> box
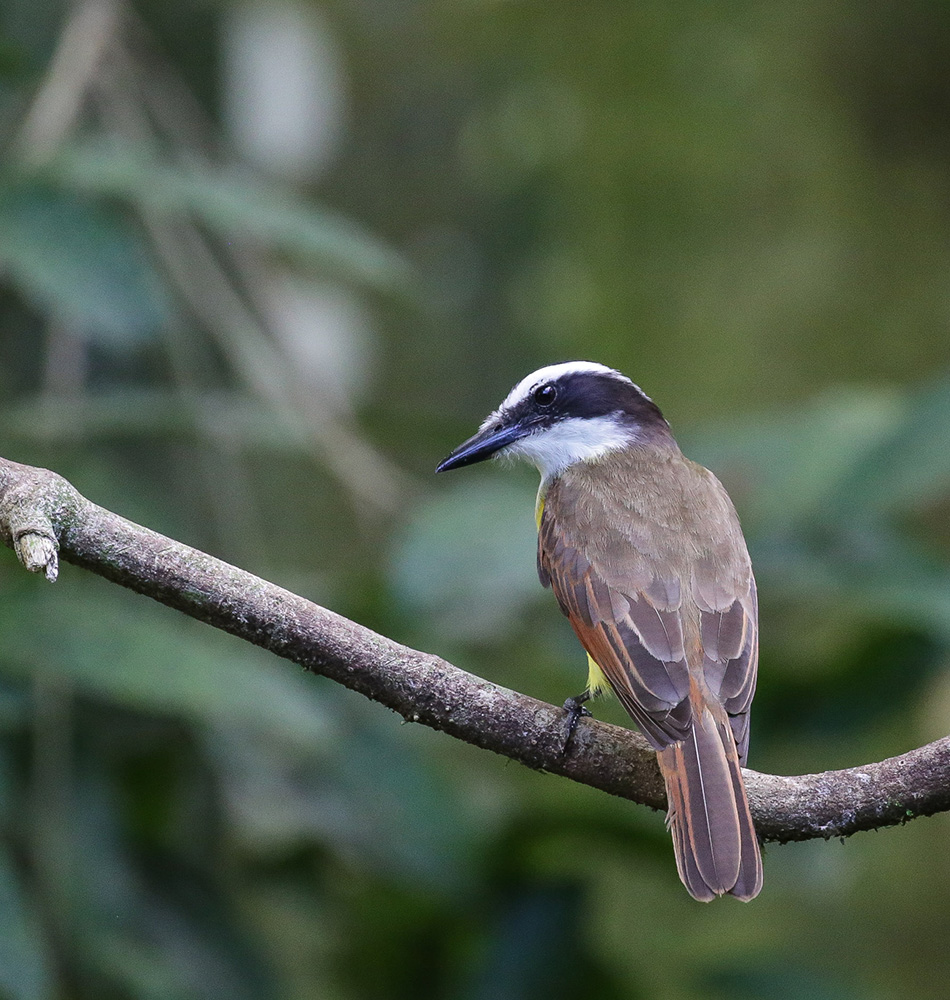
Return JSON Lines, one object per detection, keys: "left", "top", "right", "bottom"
{"left": 0, "top": 1, "right": 949, "bottom": 997}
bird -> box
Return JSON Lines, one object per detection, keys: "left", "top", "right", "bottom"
{"left": 435, "top": 361, "right": 762, "bottom": 901}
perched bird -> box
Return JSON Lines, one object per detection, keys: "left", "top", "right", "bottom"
{"left": 436, "top": 361, "right": 762, "bottom": 901}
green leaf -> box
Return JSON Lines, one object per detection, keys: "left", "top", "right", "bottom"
{"left": 207, "top": 699, "right": 479, "bottom": 892}
{"left": 0, "top": 184, "right": 170, "bottom": 343}
{"left": 688, "top": 386, "right": 906, "bottom": 530}
{"left": 2, "top": 389, "right": 309, "bottom": 451}
{"left": 0, "top": 580, "right": 334, "bottom": 746}
{"left": 389, "top": 473, "right": 540, "bottom": 642}
{"left": 0, "top": 576, "right": 475, "bottom": 891}
{"left": 458, "top": 885, "right": 587, "bottom": 1000}
{"left": 71, "top": 774, "right": 267, "bottom": 1000}
{"left": 36, "top": 143, "right": 414, "bottom": 295}
{"left": 825, "top": 377, "right": 950, "bottom": 515}
{"left": 0, "top": 843, "right": 54, "bottom": 1000}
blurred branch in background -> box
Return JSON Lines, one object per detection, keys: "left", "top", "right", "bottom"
{"left": 14, "top": 0, "right": 118, "bottom": 162}
{"left": 3, "top": 453, "right": 950, "bottom": 846}
{"left": 0, "top": 7, "right": 434, "bottom": 993}
{"left": 3, "top": 0, "right": 414, "bottom": 522}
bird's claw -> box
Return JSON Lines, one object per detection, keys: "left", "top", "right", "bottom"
{"left": 561, "top": 693, "right": 592, "bottom": 753}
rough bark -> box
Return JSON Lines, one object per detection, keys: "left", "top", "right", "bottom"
{"left": 1, "top": 455, "right": 947, "bottom": 844}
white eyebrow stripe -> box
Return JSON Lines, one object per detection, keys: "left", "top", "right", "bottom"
{"left": 478, "top": 361, "right": 653, "bottom": 433}
{"left": 498, "top": 361, "right": 632, "bottom": 413}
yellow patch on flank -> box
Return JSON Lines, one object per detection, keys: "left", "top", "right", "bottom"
{"left": 586, "top": 653, "right": 612, "bottom": 697}
{"left": 535, "top": 488, "right": 609, "bottom": 699}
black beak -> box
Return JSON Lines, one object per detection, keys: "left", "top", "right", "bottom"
{"left": 435, "top": 422, "right": 527, "bottom": 472}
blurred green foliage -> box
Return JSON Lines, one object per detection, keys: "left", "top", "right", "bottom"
{"left": 1, "top": 1, "right": 950, "bottom": 999}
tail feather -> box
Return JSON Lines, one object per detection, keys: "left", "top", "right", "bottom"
{"left": 659, "top": 708, "right": 762, "bottom": 901}
{"left": 725, "top": 735, "right": 764, "bottom": 901}
{"left": 664, "top": 749, "right": 716, "bottom": 902}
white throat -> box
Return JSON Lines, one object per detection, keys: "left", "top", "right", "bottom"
{"left": 505, "top": 415, "right": 632, "bottom": 482}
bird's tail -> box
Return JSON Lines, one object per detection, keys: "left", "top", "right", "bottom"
{"left": 657, "top": 706, "right": 763, "bottom": 901}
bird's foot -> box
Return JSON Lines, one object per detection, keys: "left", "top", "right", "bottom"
{"left": 561, "top": 692, "right": 592, "bottom": 753}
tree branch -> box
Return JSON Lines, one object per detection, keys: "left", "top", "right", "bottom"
{"left": 1, "top": 455, "right": 948, "bottom": 844}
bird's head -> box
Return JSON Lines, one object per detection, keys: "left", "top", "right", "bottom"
{"left": 436, "top": 361, "right": 670, "bottom": 481}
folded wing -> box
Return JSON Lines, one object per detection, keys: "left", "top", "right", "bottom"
{"left": 537, "top": 510, "right": 758, "bottom": 759}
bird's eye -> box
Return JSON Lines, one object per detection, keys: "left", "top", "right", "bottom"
{"left": 533, "top": 384, "right": 557, "bottom": 406}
